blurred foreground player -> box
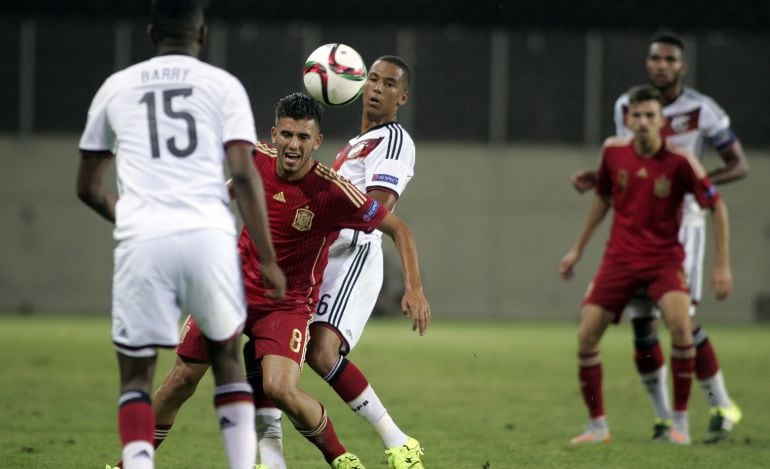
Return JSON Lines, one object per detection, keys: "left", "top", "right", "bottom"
{"left": 78, "top": 1, "right": 284, "bottom": 468}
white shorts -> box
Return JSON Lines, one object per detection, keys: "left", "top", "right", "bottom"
{"left": 626, "top": 221, "right": 705, "bottom": 319}
{"left": 111, "top": 229, "right": 246, "bottom": 357}
{"left": 311, "top": 238, "right": 383, "bottom": 353}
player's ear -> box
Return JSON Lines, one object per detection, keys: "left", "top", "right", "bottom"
{"left": 270, "top": 126, "right": 278, "bottom": 143}
{"left": 398, "top": 89, "right": 408, "bottom": 107}
{"left": 313, "top": 133, "right": 324, "bottom": 150}
{"left": 197, "top": 25, "right": 208, "bottom": 47}
{"left": 147, "top": 24, "right": 158, "bottom": 45}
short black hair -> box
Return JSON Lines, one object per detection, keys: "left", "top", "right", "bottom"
{"left": 627, "top": 84, "right": 665, "bottom": 107}
{"left": 374, "top": 55, "right": 411, "bottom": 88}
{"left": 275, "top": 92, "right": 324, "bottom": 127}
{"left": 150, "top": 0, "right": 207, "bottom": 43}
{"left": 649, "top": 31, "right": 685, "bottom": 52}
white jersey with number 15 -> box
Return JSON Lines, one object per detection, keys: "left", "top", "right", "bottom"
{"left": 79, "top": 54, "right": 257, "bottom": 241}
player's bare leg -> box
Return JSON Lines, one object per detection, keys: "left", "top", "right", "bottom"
{"left": 572, "top": 305, "right": 613, "bottom": 444}
{"left": 260, "top": 354, "right": 360, "bottom": 467}
{"left": 307, "top": 324, "right": 423, "bottom": 468}
{"left": 658, "top": 291, "right": 696, "bottom": 445}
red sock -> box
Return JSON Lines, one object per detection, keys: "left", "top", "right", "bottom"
{"left": 329, "top": 358, "right": 369, "bottom": 402}
{"left": 634, "top": 341, "right": 664, "bottom": 374}
{"left": 297, "top": 406, "right": 346, "bottom": 463}
{"left": 578, "top": 360, "right": 604, "bottom": 418}
{"left": 671, "top": 346, "right": 695, "bottom": 412}
{"left": 695, "top": 339, "right": 720, "bottom": 380}
{"left": 118, "top": 391, "right": 154, "bottom": 446}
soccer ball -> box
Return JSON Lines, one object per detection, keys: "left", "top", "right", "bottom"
{"left": 303, "top": 43, "right": 367, "bottom": 107}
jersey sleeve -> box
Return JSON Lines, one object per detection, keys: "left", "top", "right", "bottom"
{"left": 330, "top": 179, "right": 390, "bottom": 233}
{"left": 220, "top": 74, "right": 257, "bottom": 145}
{"left": 698, "top": 96, "right": 736, "bottom": 150}
{"left": 680, "top": 157, "right": 720, "bottom": 209}
{"left": 79, "top": 77, "right": 116, "bottom": 152}
{"left": 363, "top": 126, "right": 415, "bottom": 197}
{"left": 613, "top": 94, "right": 632, "bottom": 137}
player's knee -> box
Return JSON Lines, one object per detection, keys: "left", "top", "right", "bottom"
{"left": 261, "top": 376, "right": 296, "bottom": 406}
{"left": 306, "top": 342, "right": 339, "bottom": 376}
{"left": 164, "top": 364, "right": 204, "bottom": 399}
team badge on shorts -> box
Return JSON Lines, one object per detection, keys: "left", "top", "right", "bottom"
{"left": 292, "top": 207, "right": 314, "bottom": 231}
{"left": 654, "top": 175, "right": 671, "bottom": 198}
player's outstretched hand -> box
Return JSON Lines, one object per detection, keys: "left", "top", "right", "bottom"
{"left": 711, "top": 264, "right": 732, "bottom": 300}
{"left": 261, "top": 260, "right": 286, "bottom": 300}
{"left": 570, "top": 169, "right": 598, "bottom": 193}
{"left": 559, "top": 249, "right": 581, "bottom": 281}
{"left": 401, "top": 288, "right": 431, "bottom": 336}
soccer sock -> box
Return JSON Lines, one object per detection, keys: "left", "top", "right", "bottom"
{"left": 325, "top": 357, "right": 409, "bottom": 448}
{"left": 214, "top": 382, "right": 257, "bottom": 468}
{"left": 578, "top": 353, "right": 604, "bottom": 419}
{"left": 153, "top": 423, "right": 173, "bottom": 448}
{"left": 296, "top": 405, "right": 346, "bottom": 464}
{"left": 693, "top": 328, "right": 731, "bottom": 408}
{"left": 256, "top": 407, "right": 286, "bottom": 469}
{"left": 118, "top": 390, "right": 155, "bottom": 469}
{"left": 670, "top": 345, "right": 695, "bottom": 412}
{"left": 633, "top": 335, "right": 671, "bottom": 421}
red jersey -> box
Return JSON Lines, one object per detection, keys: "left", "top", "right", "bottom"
{"left": 239, "top": 143, "right": 389, "bottom": 312}
{"left": 596, "top": 137, "right": 719, "bottom": 265}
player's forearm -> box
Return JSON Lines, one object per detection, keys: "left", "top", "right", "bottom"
{"left": 572, "top": 196, "right": 609, "bottom": 254}
{"left": 709, "top": 141, "right": 749, "bottom": 184}
{"left": 77, "top": 187, "right": 117, "bottom": 223}
{"left": 389, "top": 219, "right": 424, "bottom": 293}
{"left": 711, "top": 199, "right": 730, "bottom": 268}
{"left": 231, "top": 175, "right": 276, "bottom": 263}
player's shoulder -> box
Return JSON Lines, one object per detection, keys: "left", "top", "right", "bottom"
{"left": 664, "top": 142, "right": 707, "bottom": 177}
{"left": 254, "top": 141, "right": 277, "bottom": 158}
{"left": 313, "top": 163, "right": 368, "bottom": 205}
{"left": 679, "top": 87, "right": 727, "bottom": 114}
{"left": 361, "top": 121, "right": 415, "bottom": 160}
{"left": 602, "top": 135, "right": 632, "bottom": 150}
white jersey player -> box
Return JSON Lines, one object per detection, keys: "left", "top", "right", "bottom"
{"left": 312, "top": 120, "right": 415, "bottom": 348}
{"left": 76, "top": 2, "right": 283, "bottom": 467}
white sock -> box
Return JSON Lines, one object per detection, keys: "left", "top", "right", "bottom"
{"left": 255, "top": 407, "right": 286, "bottom": 469}
{"left": 348, "top": 385, "right": 408, "bottom": 448}
{"left": 589, "top": 416, "right": 609, "bottom": 432}
{"left": 640, "top": 365, "right": 672, "bottom": 421}
{"left": 698, "top": 370, "right": 731, "bottom": 408}
{"left": 122, "top": 440, "right": 154, "bottom": 469}
{"left": 215, "top": 384, "right": 256, "bottom": 469}
{"left": 672, "top": 410, "right": 689, "bottom": 435}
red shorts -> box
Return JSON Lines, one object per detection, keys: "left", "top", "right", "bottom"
{"left": 177, "top": 308, "right": 312, "bottom": 367}
{"left": 244, "top": 306, "right": 311, "bottom": 367}
{"left": 583, "top": 257, "right": 689, "bottom": 323}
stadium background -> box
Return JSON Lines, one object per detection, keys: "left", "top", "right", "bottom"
{"left": 1, "top": 1, "right": 768, "bottom": 322}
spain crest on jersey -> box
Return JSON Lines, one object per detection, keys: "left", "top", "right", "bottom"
{"left": 292, "top": 207, "right": 314, "bottom": 231}
{"left": 653, "top": 175, "right": 671, "bottom": 198}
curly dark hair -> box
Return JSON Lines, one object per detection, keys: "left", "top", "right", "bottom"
{"left": 275, "top": 92, "right": 324, "bottom": 126}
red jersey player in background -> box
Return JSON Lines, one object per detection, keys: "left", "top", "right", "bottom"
{"left": 559, "top": 84, "right": 731, "bottom": 445}
{"left": 110, "top": 92, "right": 430, "bottom": 469}
{"left": 571, "top": 32, "right": 747, "bottom": 443}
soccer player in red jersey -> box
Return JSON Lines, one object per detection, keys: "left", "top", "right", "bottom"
{"left": 111, "top": 92, "right": 430, "bottom": 469}
{"left": 559, "top": 84, "right": 732, "bottom": 445}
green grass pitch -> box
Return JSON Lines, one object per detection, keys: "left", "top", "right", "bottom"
{"left": 1, "top": 315, "right": 769, "bottom": 468}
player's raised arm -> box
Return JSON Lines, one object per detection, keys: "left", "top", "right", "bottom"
{"left": 225, "top": 142, "right": 286, "bottom": 299}
{"left": 376, "top": 212, "right": 430, "bottom": 335}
